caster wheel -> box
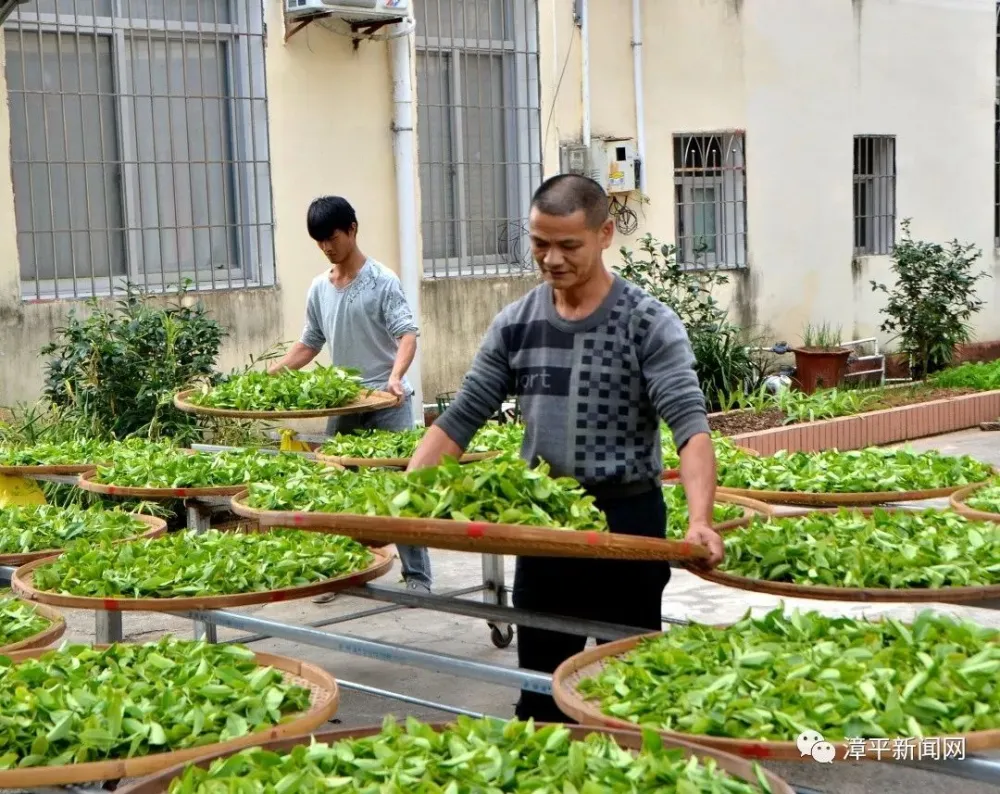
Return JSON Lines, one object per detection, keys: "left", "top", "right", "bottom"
{"left": 490, "top": 623, "right": 515, "bottom": 648}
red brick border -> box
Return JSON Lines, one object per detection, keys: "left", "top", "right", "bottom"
{"left": 728, "top": 390, "right": 1000, "bottom": 454}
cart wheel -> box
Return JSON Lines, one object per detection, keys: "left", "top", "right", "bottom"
{"left": 490, "top": 622, "right": 514, "bottom": 648}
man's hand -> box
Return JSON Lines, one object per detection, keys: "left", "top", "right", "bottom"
{"left": 683, "top": 522, "right": 724, "bottom": 568}
{"left": 387, "top": 375, "right": 405, "bottom": 403}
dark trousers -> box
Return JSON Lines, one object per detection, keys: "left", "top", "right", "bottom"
{"left": 512, "top": 485, "right": 670, "bottom": 722}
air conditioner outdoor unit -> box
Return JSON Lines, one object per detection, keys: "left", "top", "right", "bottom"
{"left": 285, "top": 0, "right": 409, "bottom": 23}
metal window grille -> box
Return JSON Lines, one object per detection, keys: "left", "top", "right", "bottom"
{"left": 672, "top": 132, "right": 747, "bottom": 270}
{"left": 853, "top": 135, "right": 896, "bottom": 256}
{"left": 415, "top": 0, "right": 542, "bottom": 279}
{"left": 5, "top": 0, "right": 275, "bottom": 301}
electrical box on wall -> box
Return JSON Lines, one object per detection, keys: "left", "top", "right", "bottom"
{"left": 589, "top": 138, "right": 637, "bottom": 194}
{"left": 559, "top": 143, "right": 589, "bottom": 177}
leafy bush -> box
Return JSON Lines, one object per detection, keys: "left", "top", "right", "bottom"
{"left": 41, "top": 282, "right": 225, "bottom": 442}
{"left": 619, "top": 235, "right": 765, "bottom": 408}
{"left": 871, "top": 220, "right": 989, "bottom": 379}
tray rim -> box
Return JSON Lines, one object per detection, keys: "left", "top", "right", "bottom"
{"left": 683, "top": 506, "right": 1000, "bottom": 603}
{"left": 551, "top": 629, "right": 1000, "bottom": 762}
{"left": 950, "top": 481, "right": 1000, "bottom": 524}
{"left": 229, "top": 491, "right": 712, "bottom": 562}
{"left": 0, "top": 512, "right": 167, "bottom": 566}
{"left": 115, "top": 720, "right": 795, "bottom": 794}
{"left": 315, "top": 450, "right": 500, "bottom": 469}
{"left": 0, "top": 644, "right": 340, "bottom": 788}
{"left": 10, "top": 544, "right": 394, "bottom": 612}
{"left": 715, "top": 479, "right": 993, "bottom": 507}
{"left": 174, "top": 388, "right": 399, "bottom": 419}
{"left": 0, "top": 463, "right": 93, "bottom": 476}
{"left": 0, "top": 598, "right": 66, "bottom": 654}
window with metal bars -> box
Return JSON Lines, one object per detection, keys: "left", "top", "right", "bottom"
{"left": 672, "top": 132, "right": 747, "bottom": 270}
{"left": 5, "top": 0, "right": 274, "bottom": 301}
{"left": 415, "top": 0, "right": 541, "bottom": 279}
{"left": 853, "top": 135, "right": 896, "bottom": 256}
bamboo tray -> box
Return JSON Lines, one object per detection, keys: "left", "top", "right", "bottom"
{"left": 552, "top": 632, "right": 1000, "bottom": 762}
{"left": 230, "top": 492, "right": 712, "bottom": 562}
{"left": 116, "top": 721, "right": 794, "bottom": 794}
{"left": 0, "top": 463, "right": 93, "bottom": 476}
{"left": 0, "top": 513, "right": 167, "bottom": 566}
{"left": 715, "top": 481, "right": 990, "bottom": 507}
{"left": 0, "top": 599, "right": 66, "bottom": 653}
{"left": 78, "top": 469, "right": 251, "bottom": 499}
{"left": 662, "top": 446, "right": 760, "bottom": 481}
{"left": 950, "top": 482, "right": 1000, "bottom": 523}
{"left": 0, "top": 645, "right": 339, "bottom": 788}
{"left": 685, "top": 507, "right": 1000, "bottom": 603}
{"left": 10, "top": 545, "right": 394, "bottom": 612}
{"left": 174, "top": 388, "right": 399, "bottom": 419}
{"left": 316, "top": 450, "right": 500, "bottom": 469}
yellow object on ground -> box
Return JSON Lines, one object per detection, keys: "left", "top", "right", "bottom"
{"left": 0, "top": 475, "right": 46, "bottom": 507}
{"left": 279, "top": 429, "right": 311, "bottom": 453}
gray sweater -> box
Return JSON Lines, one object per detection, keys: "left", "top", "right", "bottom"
{"left": 435, "top": 275, "right": 710, "bottom": 487}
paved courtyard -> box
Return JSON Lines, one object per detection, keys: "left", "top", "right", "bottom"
{"left": 44, "top": 428, "right": 1000, "bottom": 793}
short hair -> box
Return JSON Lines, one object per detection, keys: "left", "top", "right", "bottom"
{"left": 306, "top": 196, "right": 357, "bottom": 241}
{"left": 531, "top": 174, "right": 609, "bottom": 230}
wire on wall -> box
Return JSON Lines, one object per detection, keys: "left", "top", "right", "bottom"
{"left": 609, "top": 196, "right": 638, "bottom": 235}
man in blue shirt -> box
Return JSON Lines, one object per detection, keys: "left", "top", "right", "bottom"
{"left": 267, "top": 196, "right": 431, "bottom": 596}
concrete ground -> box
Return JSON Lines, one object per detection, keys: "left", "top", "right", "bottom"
{"left": 38, "top": 428, "right": 1000, "bottom": 793}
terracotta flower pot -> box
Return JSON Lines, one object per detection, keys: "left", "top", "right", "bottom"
{"left": 791, "top": 347, "right": 851, "bottom": 394}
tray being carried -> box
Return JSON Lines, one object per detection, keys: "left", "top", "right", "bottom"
{"left": 316, "top": 450, "right": 499, "bottom": 469}
{"left": 230, "top": 491, "right": 713, "bottom": 562}
{"left": 10, "top": 545, "right": 394, "bottom": 612}
{"left": 552, "top": 633, "right": 1000, "bottom": 762}
{"left": 174, "top": 388, "right": 399, "bottom": 420}
{"left": 684, "top": 507, "right": 1000, "bottom": 604}
{"left": 950, "top": 482, "right": 1000, "bottom": 524}
{"left": 0, "top": 513, "right": 167, "bottom": 566}
{"left": 715, "top": 481, "right": 988, "bottom": 507}
{"left": 117, "top": 722, "right": 794, "bottom": 794}
{"left": 0, "top": 645, "right": 339, "bottom": 788}
{"left": 662, "top": 446, "right": 760, "bottom": 482}
{"left": 0, "top": 599, "right": 66, "bottom": 654}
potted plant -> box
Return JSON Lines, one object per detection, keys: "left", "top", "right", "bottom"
{"left": 791, "top": 323, "right": 851, "bottom": 394}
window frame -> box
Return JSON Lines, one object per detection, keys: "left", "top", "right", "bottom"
{"left": 672, "top": 131, "right": 747, "bottom": 271}
{"left": 5, "top": 1, "right": 273, "bottom": 300}
{"left": 415, "top": 0, "right": 541, "bottom": 279}
{"left": 852, "top": 134, "right": 896, "bottom": 257}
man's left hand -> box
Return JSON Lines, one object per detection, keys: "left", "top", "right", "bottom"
{"left": 683, "top": 522, "right": 724, "bottom": 568}
{"left": 387, "top": 376, "right": 405, "bottom": 403}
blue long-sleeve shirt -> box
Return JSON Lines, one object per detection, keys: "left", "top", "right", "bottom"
{"left": 435, "top": 274, "right": 710, "bottom": 487}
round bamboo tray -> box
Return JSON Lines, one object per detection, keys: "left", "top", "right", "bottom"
{"left": 174, "top": 388, "right": 399, "bottom": 419}
{"left": 77, "top": 469, "right": 249, "bottom": 499}
{"left": 116, "top": 722, "right": 794, "bottom": 794}
{"left": 230, "top": 492, "right": 711, "bottom": 562}
{"left": 0, "top": 645, "right": 339, "bottom": 788}
{"left": 10, "top": 545, "right": 394, "bottom": 612}
{"left": 0, "top": 513, "right": 167, "bottom": 566}
{"left": 684, "top": 507, "right": 1000, "bottom": 603}
{"left": 950, "top": 482, "right": 1000, "bottom": 523}
{"left": 316, "top": 450, "right": 500, "bottom": 469}
{"left": 705, "top": 492, "right": 775, "bottom": 531}
{"left": 0, "top": 599, "right": 65, "bottom": 653}
{"left": 715, "top": 480, "right": 989, "bottom": 507}
{"left": 662, "top": 446, "right": 761, "bottom": 481}
{"left": 552, "top": 632, "right": 1000, "bottom": 762}
{"left": 0, "top": 463, "right": 93, "bottom": 476}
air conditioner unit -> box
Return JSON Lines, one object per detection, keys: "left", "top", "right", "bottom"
{"left": 285, "top": 0, "right": 409, "bottom": 23}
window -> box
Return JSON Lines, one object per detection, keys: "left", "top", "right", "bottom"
{"left": 5, "top": 0, "right": 274, "bottom": 301}
{"left": 672, "top": 132, "right": 747, "bottom": 269}
{"left": 853, "top": 135, "right": 896, "bottom": 256}
{"left": 415, "top": 0, "right": 542, "bottom": 279}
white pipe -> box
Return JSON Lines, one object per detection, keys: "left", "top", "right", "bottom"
{"left": 631, "top": 0, "right": 646, "bottom": 192}
{"left": 389, "top": 22, "right": 423, "bottom": 424}
{"left": 580, "top": 0, "right": 591, "bottom": 147}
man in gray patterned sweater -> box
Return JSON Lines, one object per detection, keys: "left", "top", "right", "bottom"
{"left": 409, "top": 174, "right": 722, "bottom": 721}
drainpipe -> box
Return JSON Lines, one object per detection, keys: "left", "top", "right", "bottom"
{"left": 631, "top": 0, "right": 646, "bottom": 192}
{"left": 389, "top": 21, "right": 423, "bottom": 424}
{"left": 579, "top": 0, "right": 591, "bottom": 147}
